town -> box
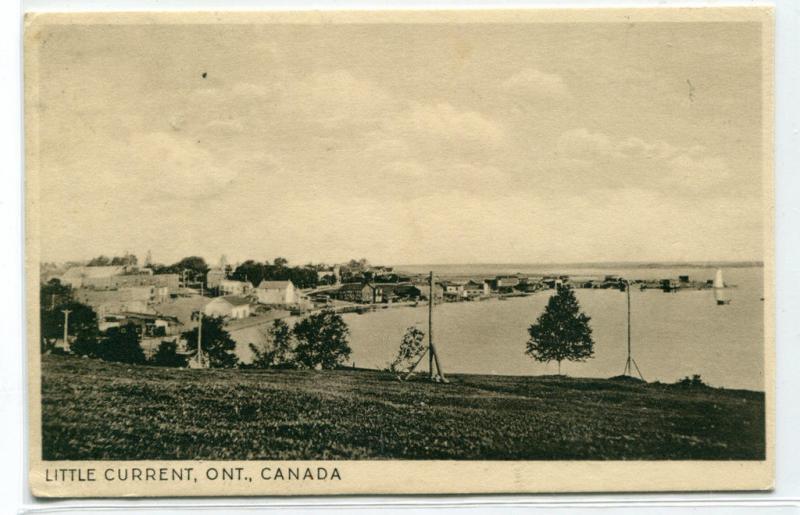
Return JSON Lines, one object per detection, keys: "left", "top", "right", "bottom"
{"left": 39, "top": 251, "right": 724, "bottom": 365}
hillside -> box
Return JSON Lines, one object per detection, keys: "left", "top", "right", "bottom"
{"left": 41, "top": 355, "right": 764, "bottom": 460}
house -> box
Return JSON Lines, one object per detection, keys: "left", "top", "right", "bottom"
{"left": 496, "top": 276, "right": 520, "bottom": 289}
{"left": 219, "top": 279, "right": 252, "bottom": 296}
{"left": 78, "top": 270, "right": 180, "bottom": 293}
{"left": 154, "top": 295, "right": 212, "bottom": 327}
{"left": 464, "top": 280, "right": 489, "bottom": 298}
{"left": 333, "top": 282, "right": 383, "bottom": 303}
{"left": 334, "top": 283, "right": 366, "bottom": 302}
{"left": 206, "top": 268, "right": 227, "bottom": 289}
{"left": 59, "top": 266, "right": 126, "bottom": 288}
{"left": 542, "top": 275, "right": 565, "bottom": 289}
{"left": 256, "top": 280, "right": 298, "bottom": 305}
{"left": 362, "top": 283, "right": 383, "bottom": 303}
{"left": 378, "top": 283, "right": 421, "bottom": 302}
{"left": 440, "top": 281, "right": 465, "bottom": 300}
{"left": 412, "top": 281, "right": 444, "bottom": 301}
{"left": 74, "top": 286, "right": 167, "bottom": 317}
{"left": 99, "top": 312, "right": 182, "bottom": 337}
{"left": 204, "top": 295, "right": 251, "bottom": 319}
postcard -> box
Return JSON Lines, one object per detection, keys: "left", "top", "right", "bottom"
{"left": 25, "top": 8, "right": 773, "bottom": 496}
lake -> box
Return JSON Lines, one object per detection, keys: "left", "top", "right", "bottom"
{"left": 233, "top": 266, "right": 765, "bottom": 391}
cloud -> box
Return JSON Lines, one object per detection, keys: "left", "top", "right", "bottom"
{"left": 500, "top": 68, "right": 571, "bottom": 100}
{"left": 553, "top": 128, "right": 732, "bottom": 193}
{"left": 388, "top": 102, "right": 506, "bottom": 148}
{"left": 121, "top": 132, "right": 240, "bottom": 200}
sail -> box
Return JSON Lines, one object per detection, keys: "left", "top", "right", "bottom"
{"left": 714, "top": 286, "right": 730, "bottom": 304}
{"left": 713, "top": 268, "right": 725, "bottom": 289}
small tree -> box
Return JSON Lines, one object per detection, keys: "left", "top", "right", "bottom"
{"left": 182, "top": 316, "right": 239, "bottom": 368}
{"left": 69, "top": 328, "right": 101, "bottom": 358}
{"left": 293, "top": 310, "right": 351, "bottom": 370}
{"left": 249, "top": 319, "right": 294, "bottom": 368}
{"left": 41, "top": 300, "right": 97, "bottom": 353}
{"left": 389, "top": 326, "right": 426, "bottom": 373}
{"left": 526, "top": 285, "right": 594, "bottom": 375}
{"left": 98, "top": 323, "right": 146, "bottom": 364}
{"left": 151, "top": 340, "right": 187, "bottom": 367}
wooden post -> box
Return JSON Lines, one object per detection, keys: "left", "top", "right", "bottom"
{"left": 429, "top": 271, "right": 434, "bottom": 379}
{"left": 197, "top": 311, "right": 204, "bottom": 368}
{"left": 61, "top": 309, "right": 71, "bottom": 348}
{"left": 427, "top": 271, "right": 447, "bottom": 383}
{"left": 626, "top": 280, "right": 631, "bottom": 376}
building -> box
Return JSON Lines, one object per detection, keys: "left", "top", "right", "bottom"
{"left": 76, "top": 269, "right": 180, "bottom": 293}
{"left": 256, "top": 280, "right": 298, "bottom": 305}
{"left": 219, "top": 279, "right": 253, "bottom": 296}
{"left": 74, "top": 286, "right": 169, "bottom": 317}
{"left": 204, "top": 295, "right": 251, "bottom": 319}
{"left": 378, "top": 283, "right": 421, "bottom": 302}
{"left": 316, "top": 265, "right": 341, "bottom": 285}
{"left": 206, "top": 268, "right": 227, "bottom": 289}
{"left": 334, "top": 283, "right": 366, "bottom": 303}
{"left": 59, "top": 266, "right": 127, "bottom": 288}
{"left": 464, "top": 280, "right": 490, "bottom": 298}
{"left": 333, "top": 282, "right": 383, "bottom": 303}
{"left": 154, "top": 295, "right": 213, "bottom": 327}
{"left": 99, "top": 312, "right": 182, "bottom": 337}
{"left": 441, "top": 281, "right": 465, "bottom": 300}
{"left": 413, "top": 281, "right": 444, "bottom": 301}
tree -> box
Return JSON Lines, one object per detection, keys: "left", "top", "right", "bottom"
{"left": 97, "top": 323, "right": 146, "bottom": 364}
{"left": 526, "top": 285, "right": 594, "bottom": 375}
{"left": 293, "top": 310, "right": 351, "bottom": 370}
{"left": 249, "top": 319, "right": 294, "bottom": 368}
{"left": 171, "top": 256, "right": 209, "bottom": 284}
{"left": 40, "top": 300, "right": 98, "bottom": 353}
{"left": 273, "top": 257, "right": 289, "bottom": 268}
{"left": 111, "top": 253, "right": 137, "bottom": 266}
{"left": 151, "top": 340, "right": 187, "bottom": 367}
{"left": 388, "top": 326, "right": 426, "bottom": 373}
{"left": 182, "top": 316, "right": 239, "bottom": 368}
{"left": 87, "top": 255, "right": 111, "bottom": 266}
{"left": 231, "top": 260, "right": 267, "bottom": 286}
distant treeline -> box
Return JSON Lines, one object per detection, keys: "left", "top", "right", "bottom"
{"left": 230, "top": 259, "right": 319, "bottom": 289}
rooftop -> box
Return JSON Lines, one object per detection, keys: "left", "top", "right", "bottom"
{"left": 219, "top": 295, "right": 251, "bottom": 306}
{"left": 258, "top": 280, "right": 294, "bottom": 289}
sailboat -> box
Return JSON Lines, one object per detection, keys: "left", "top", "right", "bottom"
{"left": 713, "top": 268, "right": 731, "bottom": 306}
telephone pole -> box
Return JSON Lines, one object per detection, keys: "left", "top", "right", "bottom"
{"left": 428, "top": 271, "right": 447, "bottom": 383}
{"left": 622, "top": 280, "right": 644, "bottom": 381}
{"left": 197, "top": 311, "right": 204, "bottom": 367}
{"left": 61, "top": 309, "right": 71, "bottom": 348}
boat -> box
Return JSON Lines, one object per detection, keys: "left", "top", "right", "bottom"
{"left": 713, "top": 268, "right": 731, "bottom": 305}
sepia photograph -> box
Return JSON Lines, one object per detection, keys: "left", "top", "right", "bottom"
{"left": 25, "top": 8, "right": 773, "bottom": 496}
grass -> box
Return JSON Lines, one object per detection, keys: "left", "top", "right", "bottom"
{"left": 41, "top": 355, "right": 764, "bottom": 460}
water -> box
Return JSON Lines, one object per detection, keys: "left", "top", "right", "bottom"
{"left": 231, "top": 266, "right": 764, "bottom": 391}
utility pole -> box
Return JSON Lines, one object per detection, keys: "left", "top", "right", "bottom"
{"left": 197, "top": 311, "right": 204, "bottom": 368}
{"left": 622, "top": 280, "right": 644, "bottom": 381}
{"left": 428, "top": 271, "right": 448, "bottom": 383}
{"left": 400, "top": 272, "right": 447, "bottom": 383}
{"left": 61, "top": 309, "right": 71, "bottom": 348}
{"left": 429, "top": 271, "right": 434, "bottom": 378}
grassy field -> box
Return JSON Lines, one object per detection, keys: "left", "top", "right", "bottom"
{"left": 41, "top": 355, "right": 764, "bottom": 460}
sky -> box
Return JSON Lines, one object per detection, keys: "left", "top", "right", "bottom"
{"left": 32, "top": 18, "right": 766, "bottom": 267}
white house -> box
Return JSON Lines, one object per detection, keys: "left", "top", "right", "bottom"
{"left": 219, "top": 279, "right": 252, "bottom": 296}
{"left": 59, "top": 265, "right": 126, "bottom": 288}
{"left": 256, "top": 280, "right": 298, "bottom": 305}
{"left": 464, "top": 280, "right": 490, "bottom": 298}
{"left": 204, "top": 295, "right": 251, "bottom": 319}
{"left": 441, "top": 281, "right": 465, "bottom": 298}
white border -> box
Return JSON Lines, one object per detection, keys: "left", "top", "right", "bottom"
{"left": 4, "top": 0, "right": 799, "bottom": 513}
